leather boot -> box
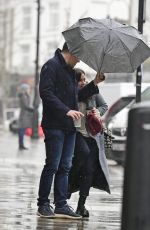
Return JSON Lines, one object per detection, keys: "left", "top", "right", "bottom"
{"left": 76, "top": 195, "right": 89, "bottom": 218}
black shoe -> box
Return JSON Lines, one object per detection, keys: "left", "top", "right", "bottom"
{"left": 76, "top": 206, "right": 89, "bottom": 218}
{"left": 19, "top": 146, "right": 28, "bottom": 150}
{"left": 55, "top": 204, "right": 82, "bottom": 219}
{"left": 37, "top": 203, "right": 55, "bottom": 218}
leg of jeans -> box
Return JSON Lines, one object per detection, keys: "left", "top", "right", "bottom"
{"left": 54, "top": 131, "right": 76, "bottom": 207}
{"left": 37, "top": 129, "right": 65, "bottom": 206}
{"left": 18, "top": 128, "right": 25, "bottom": 147}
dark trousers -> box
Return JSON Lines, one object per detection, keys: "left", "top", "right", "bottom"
{"left": 37, "top": 129, "right": 76, "bottom": 207}
{"left": 18, "top": 128, "right": 25, "bottom": 147}
{"left": 74, "top": 132, "right": 99, "bottom": 196}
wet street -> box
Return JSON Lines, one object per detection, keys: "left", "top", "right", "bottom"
{"left": 0, "top": 131, "right": 124, "bottom": 230}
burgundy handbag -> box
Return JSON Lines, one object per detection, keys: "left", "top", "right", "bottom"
{"left": 86, "top": 112, "right": 103, "bottom": 136}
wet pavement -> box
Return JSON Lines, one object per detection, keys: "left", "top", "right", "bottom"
{"left": 0, "top": 131, "right": 124, "bottom": 230}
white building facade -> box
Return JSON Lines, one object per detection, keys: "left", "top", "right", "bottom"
{"left": 0, "top": 0, "right": 150, "bottom": 126}
{"left": 0, "top": 0, "right": 150, "bottom": 78}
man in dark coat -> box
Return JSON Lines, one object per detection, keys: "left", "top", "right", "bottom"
{"left": 37, "top": 42, "right": 102, "bottom": 219}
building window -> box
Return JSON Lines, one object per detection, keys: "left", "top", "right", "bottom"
{"left": 21, "top": 44, "right": 30, "bottom": 53}
{"left": 49, "top": 1, "right": 59, "bottom": 30}
{"left": 22, "top": 6, "right": 31, "bottom": 32}
{"left": 20, "top": 44, "right": 30, "bottom": 65}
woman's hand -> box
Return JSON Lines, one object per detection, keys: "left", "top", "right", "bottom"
{"left": 93, "top": 73, "right": 105, "bottom": 85}
{"left": 91, "top": 107, "right": 97, "bottom": 116}
{"left": 91, "top": 107, "right": 101, "bottom": 119}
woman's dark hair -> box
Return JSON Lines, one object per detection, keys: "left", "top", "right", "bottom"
{"left": 62, "top": 42, "right": 69, "bottom": 52}
{"left": 74, "top": 68, "right": 85, "bottom": 82}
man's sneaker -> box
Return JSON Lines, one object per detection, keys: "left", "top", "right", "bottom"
{"left": 37, "top": 203, "right": 55, "bottom": 218}
{"left": 76, "top": 206, "right": 89, "bottom": 218}
{"left": 54, "top": 204, "right": 82, "bottom": 219}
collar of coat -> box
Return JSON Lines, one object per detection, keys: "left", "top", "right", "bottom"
{"left": 54, "top": 48, "right": 75, "bottom": 73}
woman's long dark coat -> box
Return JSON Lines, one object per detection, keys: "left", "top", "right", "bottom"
{"left": 68, "top": 94, "right": 111, "bottom": 195}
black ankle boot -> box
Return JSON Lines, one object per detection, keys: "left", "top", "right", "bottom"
{"left": 76, "top": 195, "right": 89, "bottom": 218}
{"left": 76, "top": 206, "right": 89, "bottom": 218}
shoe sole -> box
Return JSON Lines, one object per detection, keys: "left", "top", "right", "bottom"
{"left": 82, "top": 216, "right": 89, "bottom": 220}
{"left": 37, "top": 211, "right": 55, "bottom": 218}
{"left": 54, "top": 213, "right": 82, "bottom": 219}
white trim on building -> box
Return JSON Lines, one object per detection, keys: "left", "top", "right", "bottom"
{"left": 0, "top": 0, "right": 149, "bottom": 77}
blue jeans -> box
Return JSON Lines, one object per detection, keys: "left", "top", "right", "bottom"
{"left": 37, "top": 129, "right": 76, "bottom": 207}
{"left": 18, "top": 128, "right": 25, "bottom": 147}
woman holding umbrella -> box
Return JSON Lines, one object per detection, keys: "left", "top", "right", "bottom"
{"left": 68, "top": 68, "right": 111, "bottom": 218}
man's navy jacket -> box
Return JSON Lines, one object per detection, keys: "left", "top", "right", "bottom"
{"left": 39, "top": 49, "right": 99, "bottom": 131}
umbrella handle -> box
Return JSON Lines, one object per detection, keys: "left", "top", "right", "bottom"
{"left": 94, "top": 73, "right": 105, "bottom": 85}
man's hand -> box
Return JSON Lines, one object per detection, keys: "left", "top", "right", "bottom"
{"left": 66, "top": 110, "right": 84, "bottom": 120}
{"left": 93, "top": 73, "right": 105, "bottom": 85}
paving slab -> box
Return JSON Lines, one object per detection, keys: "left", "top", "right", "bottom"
{"left": 0, "top": 131, "right": 123, "bottom": 230}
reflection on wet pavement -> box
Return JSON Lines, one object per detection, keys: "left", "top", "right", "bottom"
{"left": 0, "top": 132, "right": 123, "bottom": 229}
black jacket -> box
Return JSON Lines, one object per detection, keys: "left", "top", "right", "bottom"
{"left": 39, "top": 49, "right": 99, "bottom": 131}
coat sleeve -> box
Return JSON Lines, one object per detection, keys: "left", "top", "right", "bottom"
{"left": 39, "top": 63, "right": 70, "bottom": 117}
{"left": 95, "top": 93, "right": 108, "bottom": 116}
{"left": 78, "top": 80, "right": 99, "bottom": 102}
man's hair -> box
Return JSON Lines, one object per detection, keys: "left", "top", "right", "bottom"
{"left": 62, "top": 42, "right": 69, "bottom": 52}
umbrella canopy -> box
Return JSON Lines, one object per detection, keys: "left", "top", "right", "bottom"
{"left": 62, "top": 17, "right": 150, "bottom": 73}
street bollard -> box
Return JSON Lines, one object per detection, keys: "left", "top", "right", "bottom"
{"left": 121, "top": 102, "right": 150, "bottom": 230}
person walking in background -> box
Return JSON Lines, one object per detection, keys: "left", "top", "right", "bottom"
{"left": 37, "top": 42, "right": 104, "bottom": 219}
{"left": 18, "top": 83, "right": 33, "bottom": 150}
{"left": 68, "top": 68, "right": 111, "bottom": 218}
